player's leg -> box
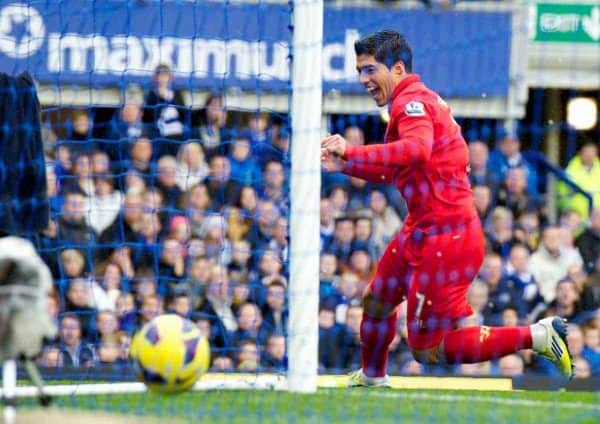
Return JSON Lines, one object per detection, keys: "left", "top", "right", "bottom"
{"left": 349, "top": 233, "right": 410, "bottom": 385}
{"left": 406, "top": 221, "right": 573, "bottom": 378}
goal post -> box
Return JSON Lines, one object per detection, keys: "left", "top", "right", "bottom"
{"left": 288, "top": 0, "right": 324, "bottom": 393}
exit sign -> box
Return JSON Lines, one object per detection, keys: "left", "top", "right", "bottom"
{"left": 534, "top": 3, "right": 600, "bottom": 43}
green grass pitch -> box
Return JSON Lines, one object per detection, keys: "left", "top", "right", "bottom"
{"left": 16, "top": 388, "right": 600, "bottom": 424}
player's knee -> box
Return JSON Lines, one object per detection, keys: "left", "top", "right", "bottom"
{"left": 410, "top": 347, "right": 442, "bottom": 365}
{"left": 362, "top": 292, "right": 395, "bottom": 318}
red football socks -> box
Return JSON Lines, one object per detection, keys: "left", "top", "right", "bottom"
{"left": 442, "top": 326, "right": 532, "bottom": 364}
{"left": 360, "top": 312, "right": 398, "bottom": 377}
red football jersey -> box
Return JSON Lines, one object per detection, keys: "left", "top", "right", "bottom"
{"left": 343, "top": 74, "right": 477, "bottom": 231}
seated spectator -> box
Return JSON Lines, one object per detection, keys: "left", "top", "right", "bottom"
{"left": 195, "top": 93, "right": 231, "bottom": 160}
{"left": 138, "top": 294, "right": 163, "bottom": 326}
{"left": 107, "top": 101, "right": 145, "bottom": 159}
{"left": 468, "top": 140, "right": 500, "bottom": 196}
{"left": 57, "top": 313, "right": 96, "bottom": 367}
{"left": 478, "top": 252, "right": 526, "bottom": 324}
{"left": 504, "top": 244, "right": 545, "bottom": 322}
{"left": 347, "top": 248, "right": 375, "bottom": 290}
{"left": 236, "top": 339, "right": 260, "bottom": 372}
{"left": 487, "top": 130, "right": 538, "bottom": 199}
{"left": 573, "top": 356, "right": 591, "bottom": 379}
{"left": 466, "top": 280, "right": 489, "bottom": 326}
{"left": 581, "top": 257, "right": 600, "bottom": 310}
{"left": 115, "top": 292, "right": 136, "bottom": 333}
{"left": 158, "top": 237, "right": 186, "bottom": 285}
{"left": 496, "top": 167, "right": 543, "bottom": 219}
{"left": 567, "top": 324, "right": 600, "bottom": 377}
{"left": 558, "top": 141, "right": 600, "bottom": 220}
{"left": 205, "top": 155, "right": 242, "bottom": 211}
{"left": 369, "top": 189, "right": 402, "bottom": 254}
{"left": 92, "top": 262, "right": 122, "bottom": 311}
{"left": 175, "top": 142, "right": 209, "bottom": 192}
{"left": 61, "top": 153, "right": 94, "bottom": 197}
{"left": 583, "top": 325, "right": 600, "bottom": 354}
{"left": 123, "top": 136, "right": 155, "bottom": 185}
{"left": 485, "top": 207, "right": 517, "bottom": 259}
{"left": 473, "top": 184, "right": 493, "bottom": 224}
{"left": 498, "top": 354, "right": 524, "bottom": 377}
{"left": 63, "top": 278, "right": 97, "bottom": 338}
{"left": 131, "top": 212, "right": 162, "bottom": 268}
{"left": 237, "top": 185, "right": 260, "bottom": 220}
{"left": 353, "top": 214, "right": 378, "bottom": 258}
{"left": 262, "top": 278, "right": 288, "bottom": 335}
{"left": 95, "top": 310, "right": 119, "bottom": 343}
{"left": 259, "top": 160, "right": 288, "bottom": 214}
{"left": 63, "top": 109, "right": 95, "bottom": 157}
{"left": 155, "top": 155, "right": 182, "bottom": 209}
{"left": 513, "top": 210, "right": 541, "bottom": 251}
{"left": 328, "top": 185, "right": 349, "bottom": 216}
{"left": 196, "top": 264, "right": 238, "bottom": 354}
{"left": 320, "top": 198, "right": 335, "bottom": 249}
{"left": 142, "top": 64, "right": 186, "bottom": 155}
{"left": 167, "top": 292, "right": 192, "bottom": 318}
{"left": 60, "top": 249, "right": 86, "bottom": 280}
{"left": 529, "top": 226, "right": 583, "bottom": 303}
{"left": 261, "top": 333, "right": 286, "bottom": 371}
{"left": 318, "top": 304, "right": 354, "bottom": 372}
{"left": 265, "top": 215, "right": 287, "bottom": 261}
{"left": 324, "top": 215, "right": 355, "bottom": 266}
{"left": 575, "top": 208, "right": 600, "bottom": 272}
{"left": 46, "top": 165, "right": 63, "bottom": 219}
{"left": 246, "top": 200, "right": 280, "bottom": 250}
{"left": 231, "top": 302, "right": 269, "bottom": 347}
{"left": 200, "top": 214, "right": 231, "bottom": 266}
{"left": 229, "top": 136, "right": 262, "bottom": 186}
{"left": 543, "top": 279, "right": 582, "bottom": 322}
{"left": 334, "top": 272, "right": 362, "bottom": 323}
{"left": 182, "top": 183, "right": 212, "bottom": 236}
{"left": 87, "top": 175, "right": 123, "bottom": 236}
{"left": 343, "top": 303, "right": 363, "bottom": 371}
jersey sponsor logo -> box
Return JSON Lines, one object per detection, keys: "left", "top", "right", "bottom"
{"left": 405, "top": 101, "right": 425, "bottom": 117}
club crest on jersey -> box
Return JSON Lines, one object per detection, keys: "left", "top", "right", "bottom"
{"left": 405, "top": 101, "right": 425, "bottom": 117}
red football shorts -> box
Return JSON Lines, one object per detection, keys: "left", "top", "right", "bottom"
{"left": 365, "top": 217, "right": 485, "bottom": 350}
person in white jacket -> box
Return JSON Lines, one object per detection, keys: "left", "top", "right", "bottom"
{"left": 529, "top": 226, "right": 583, "bottom": 303}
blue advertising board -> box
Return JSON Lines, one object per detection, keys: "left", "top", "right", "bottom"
{"left": 0, "top": 1, "right": 512, "bottom": 98}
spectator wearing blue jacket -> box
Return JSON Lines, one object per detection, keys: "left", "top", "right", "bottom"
{"left": 487, "top": 130, "right": 539, "bottom": 200}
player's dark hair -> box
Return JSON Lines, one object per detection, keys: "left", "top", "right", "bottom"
{"left": 354, "top": 30, "right": 413, "bottom": 72}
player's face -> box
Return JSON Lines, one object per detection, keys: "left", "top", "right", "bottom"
{"left": 356, "top": 54, "right": 394, "bottom": 107}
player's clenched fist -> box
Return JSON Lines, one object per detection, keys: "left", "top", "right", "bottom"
{"left": 321, "top": 133, "right": 347, "bottom": 158}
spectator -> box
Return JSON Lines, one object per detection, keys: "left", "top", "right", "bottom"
{"left": 236, "top": 339, "right": 260, "bottom": 372}
{"left": 318, "top": 305, "right": 353, "bottom": 372}
{"left": 167, "top": 292, "right": 192, "bottom": 318}
{"left": 529, "top": 226, "right": 583, "bottom": 303}
{"left": 64, "top": 110, "right": 94, "bottom": 157}
{"left": 115, "top": 292, "right": 136, "bottom": 333}
{"left": 206, "top": 155, "right": 242, "bottom": 211}
{"left": 46, "top": 165, "right": 62, "bottom": 219}
{"left": 156, "top": 155, "right": 182, "bottom": 209}
{"left": 498, "top": 354, "right": 524, "bottom": 377}
{"left": 485, "top": 207, "right": 516, "bottom": 259}
{"left": 231, "top": 302, "right": 269, "bottom": 347}
{"left": 543, "top": 279, "right": 582, "bottom": 322}
{"left": 369, "top": 189, "right": 402, "bottom": 254}
{"left": 504, "top": 244, "right": 545, "bottom": 322}
{"left": 496, "top": 167, "right": 542, "bottom": 218}
{"left": 558, "top": 141, "right": 600, "bottom": 220}
{"left": 246, "top": 200, "right": 280, "bottom": 250}
{"left": 124, "top": 136, "right": 155, "bottom": 184}
{"left": 138, "top": 294, "right": 163, "bottom": 326}
{"left": 513, "top": 210, "right": 541, "bottom": 251}
{"left": 107, "top": 101, "right": 145, "bottom": 160}
{"left": 567, "top": 324, "right": 600, "bottom": 377}
{"left": 195, "top": 93, "right": 231, "bottom": 160}
{"left": 261, "top": 333, "right": 286, "bottom": 371}
{"left": 158, "top": 237, "right": 186, "bottom": 284}
{"left": 197, "top": 263, "right": 238, "bottom": 336}
{"left": 262, "top": 279, "right": 287, "bottom": 335}
{"left": 60, "top": 249, "right": 86, "bottom": 280}
{"left": 583, "top": 325, "right": 600, "bottom": 354}
{"left": 175, "top": 142, "right": 209, "bottom": 192}
{"left": 92, "top": 262, "right": 122, "bottom": 311}
{"left": 87, "top": 175, "right": 123, "bottom": 236}
{"left": 57, "top": 314, "right": 96, "bottom": 367}
{"left": 99, "top": 191, "right": 144, "bottom": 260}
{"left": 478, "top": 252, "right": 526, "bottom": 323}
{"left": 468, "top": 140, "right": 500, "bottom": 195}
{"left": 200, "top": 214, "right": 231, "bottom": 266}
{"left": 575, "top": 208, "right": 600, "bottom": 272}
{"left": 487, "top": 131, "right": 539, "bottom": 199}
{"left": 267, "top": 216, "right": 288, "bottom": 260}
{"left": 320, "top": 198, "right": 336, "bottom": 249}
{"left": 328, "top": 185, "right": 349, "bottom": 216}
{"left": 334, "top": 272, "right": 362, "bottom": 323}
{"left": 143, "top": 64, "right": 186, "bottom": 155}
{"left": 473, "top": 184, "right": 493, "bottom": 223}
{"left": 581, "top": 257, "right": 600, "bottom": 310}
{"left": 95, "top": 310, "right": 119, "bottom": 343}
{"left": 62, "top": 153, "right": 94, "bottom": 196}
{"left": 260, "top": 160, "right": 288, "bottom": 214}
{"left": 353, "top": 215, "right": 378, "bottom": 258}
{"left": 182, "top": 183, "right": 212, "bottom": 236}
{"left": 466, "top": 280, "right": 489, "bottom": 326}
{"left": 320, "top": 253, "right": 340, "bottom": 303}
{"left": 325, "top": 215, "right": 355, "bottom": 266}
{"left": 57, "top": 190, "right": 97, "bottom": 250}
{"left": 229, "top": 136, "right": 262, "bottom": 186}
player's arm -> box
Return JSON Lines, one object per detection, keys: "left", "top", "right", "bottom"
{"left": 343, "top": 105, "right": 434, "bottom": 167}
{"left": 342, "top": 160, "right": 397, "bottom": 183}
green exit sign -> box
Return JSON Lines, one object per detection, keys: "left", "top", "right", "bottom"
{"left": 534, "top": 3, "right": 600, "bottom": 43}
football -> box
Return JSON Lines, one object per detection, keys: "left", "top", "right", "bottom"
{"left": 129, "top": 314, "right": 210, "bottom": 393}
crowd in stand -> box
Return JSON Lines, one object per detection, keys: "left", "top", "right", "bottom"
{"left": 36, "top": 65, "right": 600, "bottom": 378}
